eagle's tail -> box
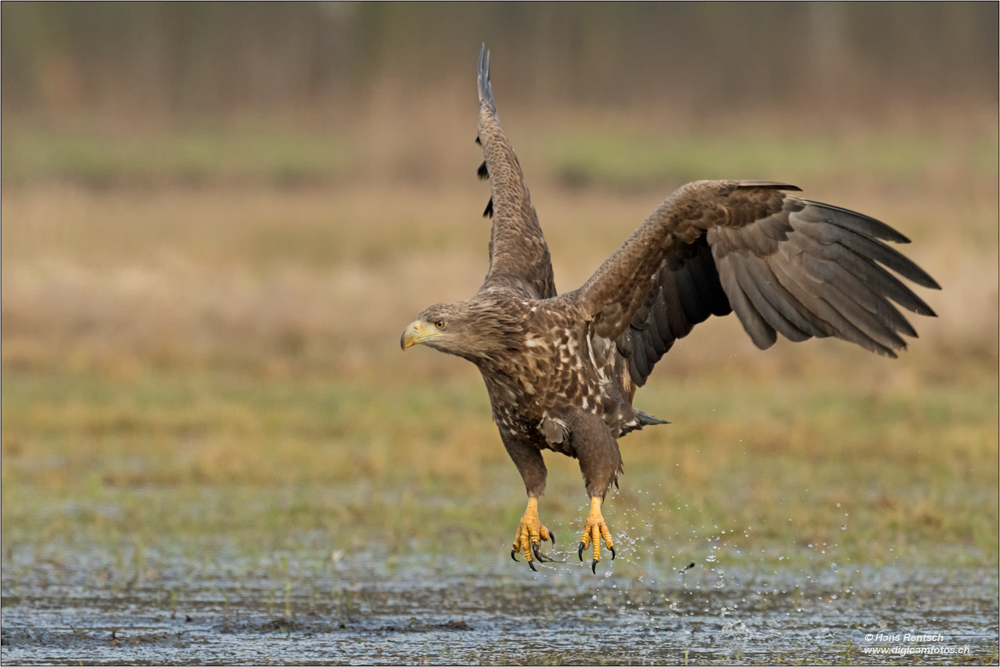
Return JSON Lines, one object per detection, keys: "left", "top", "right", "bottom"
{"left": 636, "top": 409, "right": 668, "bottom": 426}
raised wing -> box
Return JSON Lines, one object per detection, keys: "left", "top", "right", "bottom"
{"left": 475, "top": 46, "right": 557, "bottom": 299}
{"left": 575, "top": 180, "right": 940, "bottom": 389}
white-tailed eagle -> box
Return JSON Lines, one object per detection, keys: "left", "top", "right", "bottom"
{"left": 402, "top": 46, "right": 939, "bottom": 573}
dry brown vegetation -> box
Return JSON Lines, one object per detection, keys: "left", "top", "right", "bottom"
{"left": 1, "top": 158, "right": 995, "bottom": 386}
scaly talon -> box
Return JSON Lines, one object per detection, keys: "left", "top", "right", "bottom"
{"left": 510, "top": 497, "right": 553, "bottom": 569}
{"left": 578, "top": 497, "right": 615, "bottom": 574}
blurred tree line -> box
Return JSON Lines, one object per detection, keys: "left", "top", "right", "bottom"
{"left": 2, "top": 2, "right": 996, "bottom": 128}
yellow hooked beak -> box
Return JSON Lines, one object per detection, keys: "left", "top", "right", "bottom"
{"left": 400, "top": 320, "right": 442, "bottom": 350}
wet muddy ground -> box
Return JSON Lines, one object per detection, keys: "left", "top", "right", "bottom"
{"left": 2, "top": 547, "right": 997, "bottom": 665}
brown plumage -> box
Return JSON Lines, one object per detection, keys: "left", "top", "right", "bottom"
{"left": 401, "top": 46, "right": 940, "bottom": 573}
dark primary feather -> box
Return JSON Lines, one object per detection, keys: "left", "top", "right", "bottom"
{"left": 477, "top": 44, "right": 495, "bottom": 115}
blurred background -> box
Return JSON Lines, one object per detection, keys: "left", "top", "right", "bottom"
{"left": 2, "top": 3, "right": 997, "bottom": 565}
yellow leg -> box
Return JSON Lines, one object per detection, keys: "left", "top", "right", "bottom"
{"left": 577, "top": 496, "right": 615, "bottom": 573}
{"left": 510, "top": 497, "right": 554, "bottom": 571}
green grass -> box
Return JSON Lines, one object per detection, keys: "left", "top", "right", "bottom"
{"left": 543, "top": 130, "right": 999, "bottom": 189}
{"left": 3, "top": 122, "right": 996, "bottom": 190}
{"left": 3, "top": 370, "right": 995, "bottom": 569}
{"left": 0, "top": 127, "right": 354, "bottom": 187}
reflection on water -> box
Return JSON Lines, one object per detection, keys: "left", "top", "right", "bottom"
{"left": 2, "top": 547, "right": 997, "bottom": 665}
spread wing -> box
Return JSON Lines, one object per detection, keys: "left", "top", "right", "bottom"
{"left": 475, "top": 46, "right": 557, "bottom": 300}
{"left": 574, "top": 180, "right": 940, "bottom": 390}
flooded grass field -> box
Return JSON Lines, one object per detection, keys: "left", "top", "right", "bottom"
{"left": 3, "top": 546, "right": 998, "bottom": 665}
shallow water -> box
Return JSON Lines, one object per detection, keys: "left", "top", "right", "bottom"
{"left": 2, "top": 547, "right": 997, "bottom": 665}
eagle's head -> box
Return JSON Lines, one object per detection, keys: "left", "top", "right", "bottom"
{"left": 401, "top": 298, "right": 522, "bottom": 363}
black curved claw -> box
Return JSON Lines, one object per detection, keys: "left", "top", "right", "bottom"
{"left": 528, "top": 560, "right": 537, "bottom": 572}
{"left": 610, "top": 546, "right": 616, "bottom": 560}
{"left": 578, "top": 542, "right": 585, "bottom": 561}
{"left": 532, "top": 542, "right": 544, "bottom": 563}
{"left": 511, "top": 549, "right": 519, "bottom": 562}
{"left": 549, "top": 530, "right": 556, "bottom": 545}
{"left": 591, "top": 559, "right": 599, "bottom": 574}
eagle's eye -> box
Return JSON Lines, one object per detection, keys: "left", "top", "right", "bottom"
{"left": 434, "top": 320, "right": 446, "bottom": 329}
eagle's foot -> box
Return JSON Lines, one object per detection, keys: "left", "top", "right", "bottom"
{"left": 511, "top": 497, "right": 554, "bottom": 571}
{"left": 577, "top": 496, "right": 615, "bottom": 574}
